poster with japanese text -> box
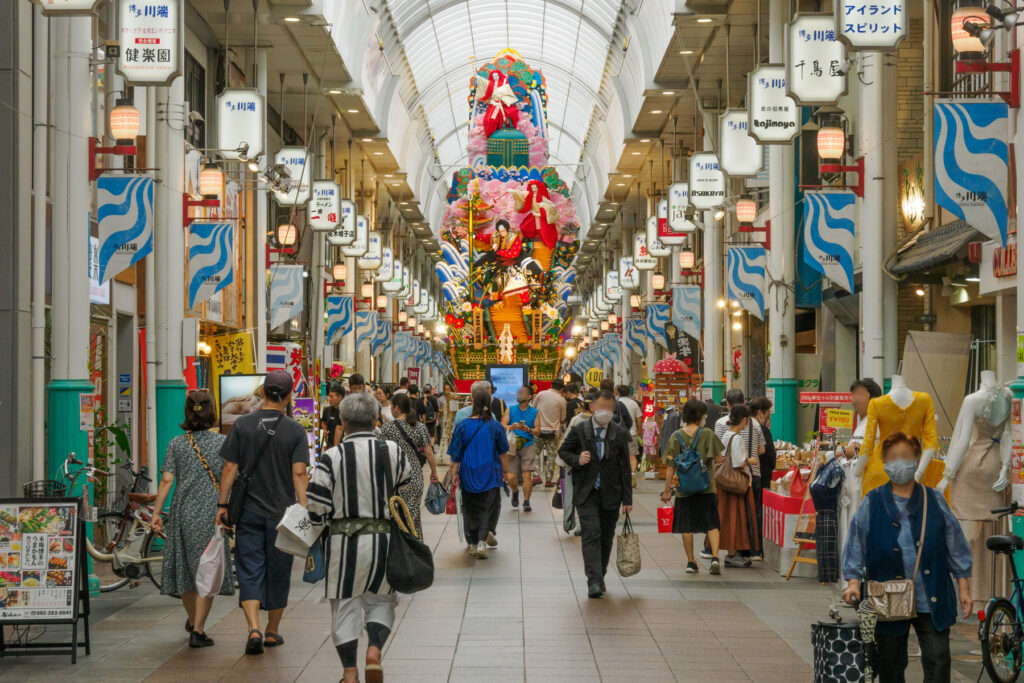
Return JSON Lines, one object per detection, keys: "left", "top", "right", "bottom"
{"left": 210, "top": 331, "right": 256, "bottom": 415}
{"left": 0, "top": 501, "right": 79, "bottom": 622}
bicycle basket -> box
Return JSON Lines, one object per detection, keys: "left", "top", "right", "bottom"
{"left": 100, "top": 466, "right": 136, "bottom": 515}
{"left": 23, "top": 480, "right": 68, "bottom": 498}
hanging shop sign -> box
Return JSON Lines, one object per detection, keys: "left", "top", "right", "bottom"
{"left": 372, "top": 318, "right": 393, "bottom": 357}
{"left": 187, "top": 222, "right": 234, "bottom": 310}
{"left": 117, "top": 0, "right": 181, "bottom": 86}
{"left": 688, "top": 153, "right": 727, "bottom": 209}
{"left": 624, "top": 319, "right": 646, "bottom": 357}
{"left": 382, "top": 257, "right": 403, "bottom": 293}
{"left": 646, "top": 216, "right": 672, "bottom": 257}
{"left": 268, "top": 264, "right": 305, "bottom": 329}
{"left": 934, "top": 100, "right": 1009, "bottom": 246}
{"left": 605, "top": 271, "right": 623, "bottom": 300}
{"left": 658, "top": 197, "right": 687, "bottom": 244}
{"left": 719, "top": 111, "right": 764, "bottom": 177}
{"left": 35, "top": 0, "right": 104, "bottom": 14}
{"left": 633, "top": 233, "right": 657, "bottom": 271}
{"left": 216, "top": 89, "right": 265, "bottom": 161}
{"left": 309, "top": 180, "right": 341, "bottom": 231}
{"left": 96, "top": 175, "right": 154, "bottom": 282}
{"left": 801, "top": 191, "right": 857, "bottom": 293}
{"left": 273, "top": 147, "right": 311, "bottom": 206}
{"left": 727, "top": 246, "right": 767, "bottom": 320}
{"left": 355, "top": 311, "right": 376, "bottom": 354}
{"left": 836, "top": 0, "right": 907, "bottom": 51}
{"left": 399, "top": 265, "right": 411, "bottom": 298}
{"left": 326, "top": 294, "right": 354, "bottom": 345}
{"left": 375, "top": 247, "right": 394, "bottom": 282}
{"left": 645, "top": 303, "right": 670, "bottom": 350}
{"left": 787, "top": 13, "right": 848, "bottom": 106}
{"left": 671, "top": 285, "right": 702, "bottom": 339}
{"left": 619, "top": 256, "right": 639, "bottom": 289}
{"left": 340, "top": 214, "right": 369, "bottom": 257}
{"left": 667, "top": 182, "right": 697, "bottom": 235}
{"left": 325, "top": 200, "right": 357, "bottom": 246}
{"left": 747, "top": 65, "right": 800, "bottom": 144}
{"left": 357, "top": 232, "right": 383, "bottom": 270}
{"left": 88, "top": 236, "right": 110, "bottom": 305}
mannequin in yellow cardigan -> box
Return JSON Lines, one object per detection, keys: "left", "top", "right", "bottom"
{"left": 854, "top": 375, "right": 944, "bottom": 495}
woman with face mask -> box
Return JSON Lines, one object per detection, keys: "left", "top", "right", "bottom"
{"left": 841, "top": 432, "right": 973, "bottom": 683}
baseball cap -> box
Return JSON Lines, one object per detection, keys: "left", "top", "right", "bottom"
{"left": 263, "top": 370, "right": 293, "bottom": 399}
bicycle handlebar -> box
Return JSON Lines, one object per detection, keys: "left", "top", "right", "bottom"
{"left": 991, "top": 502, "right": 1021, "bottom": 515}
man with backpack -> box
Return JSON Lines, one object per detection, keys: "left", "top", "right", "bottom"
{"left": 422, "top": 384, "right": 440, "bottom": 442}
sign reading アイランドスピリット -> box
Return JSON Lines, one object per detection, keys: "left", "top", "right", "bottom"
{"left": 117, "top": 0, "right": 181, "bottom": 86}
{"left": 835, "top": 0, "right": 907, "bottom": 51}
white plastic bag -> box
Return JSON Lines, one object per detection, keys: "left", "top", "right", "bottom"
{"left": 274, "top": 503, "right": 321, "bottom": 557}
{"left": 195, "top": 527, "right": 228, "bottom": 598}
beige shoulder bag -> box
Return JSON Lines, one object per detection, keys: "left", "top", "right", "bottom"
{"left": 865, "top": 486, "right": 927, "bottom": 621}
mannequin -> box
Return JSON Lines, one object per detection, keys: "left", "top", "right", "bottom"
{"left": 854, "top": 375, "right": 941, "bottom": 495}
{"left": 936, "top": 370, "right": 1012, "bottom": 609}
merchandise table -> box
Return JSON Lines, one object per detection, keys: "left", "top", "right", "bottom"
{"left": 762, "top": 488, "right": 817, "bottom": 578}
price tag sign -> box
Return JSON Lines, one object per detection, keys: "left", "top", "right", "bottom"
{"left": 825, "top": 408, "right": 854, "bottom": 430}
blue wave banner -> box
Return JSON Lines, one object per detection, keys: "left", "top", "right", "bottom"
{"left": 371, "top": 317, "right": 392, "bottom": 357}
{"left": 727, "top": 246, "right": 767, "bottom": 320}
{"left": 802, "top": 191, "right": 856, "bottom": 293}
{"left": 934, "top": 100, "right": 1009, "bottom": 246}
{"left": 646, "top": 303, "right": 670, "bottom": 350}
{"left": 671, "top": 286, "right": 702, "bottom": 339}
{"left": 355, "top": 311, "right": 376, "bottom": 354}
{"left": 97, "top": 175, "right": 154, "bottom": 282}
{"left": 624, "top": 319, "right": 647, "bottom": 358}
{"left": 436, "top": 239, "right": 470, "bottom": 304}
{"left": 268, "top": 264, "right": 305, "bottom": 329}
{"left": 600, "top": 334, "right": 621, "bottom": 367}
{"left": 187, "top": 222, "right": 234, "bottom": 309}
{"left": 325, "top": 294, "right": 353, "bottom": 346}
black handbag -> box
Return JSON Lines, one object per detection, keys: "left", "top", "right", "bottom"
{"left": 386, "top": 496, "right": 434, "bottom": 594}
{"left": 226, "top": 414, "right": 283, "bottom": 525}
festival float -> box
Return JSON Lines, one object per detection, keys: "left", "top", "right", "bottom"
{"left": 435, "top": 50, "right": 579, "bottom": 385}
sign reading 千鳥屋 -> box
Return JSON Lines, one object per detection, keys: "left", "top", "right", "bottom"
{"left": 633, "top": 233, "right": 657, "bottom": 271}
{"left": 619, "top": 257, "right": 639, "bottom": 290}
{"left": 727, "top": 246, "right": 767, "bottom": 320}
{"left": 97, "top": 175, "right": 154, "bottom": 282}
{"left": 934, "top": 100, "right": 1009, "bottom": 247}
{"left": 835, "top": 0, "right": 907, "bottom": 51}
{"left": 268, "top": 264, "right": 305, "bottom": 330}
{"left": 688, "top": 153, "right": 726, "bottom": 209}
{"left": 117, "top": 0, "right": 181, "bottom": 86}
{"left": 801, "top": 191, "right": 857, "bottom": 293}
{"left": 787, "top": 14, "right": 848, "bottom": 106}
{"left": 667, "top": 183, "right": 697, "bottom": 234}
{"left": 719, "top": 111, "right": 763, "bottom": 177}
{"left": 274, "top": 147, "right": 312, "bottom": 206}
{"left": 309, "top": 180, "right": 342, "bottom": 231}
{"left": 326, "top": 199, "right": 358, "bottom": 246}
{"left": 217, "top": 89, "right": 265, "bottom": 161}
{"left": 187, "top": 222, "right": 234, "bottom": 309}
{"left": 747, "top": 65, "right": 800, "bottom": 144}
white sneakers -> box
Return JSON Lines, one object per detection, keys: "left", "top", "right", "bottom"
{"left": 486, "top": 532, "right": 498, "bottom": 547}
{"left": 469, "top": 541, "right": 489, "bottom": 559}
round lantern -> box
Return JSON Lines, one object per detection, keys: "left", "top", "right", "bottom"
{"left": 109, "top": 100, "right": 140, "bottom": 141}
{"left": 652, "top": 274, "right": 666, "bottom": 291}
{"left": 951, "top": 7, "right": 988, "bottom": 53}
{"left": 817, "top": 126, "right": 846, "bottom": 161}
{"left": 591, "top": 329, "right": 599, "bottom": 339}
{"left": 607, "top": 313, "right": 617, "bottom": 325}
{"left": 198, "top": 166, "right": 223, "bottom": 196}
{"left": 332, "top": 262, "right": 347, "bottom": 281}
{"left": 629, "top": 294, "right": 642, "bottom": 309}
{"left": 360, "top": 283, "right": 373, "bottom": 299}
{"left": 376, "top": 294, "right": 387, "bottom": 309}
{"left": 571, "top": 324, "right": 584, "bottom": 336}
{"left": 735, "top": 198, "right": 757, "bottom": 224}
{"left": 276, "top": 222, "right": 298, "bottom": 247}
{"left": 417, "top": 323, "right": 425, "bottom": 334}
{"left": 600, "top": 321, "right": 609, "bottom": 331}
{"left": 408, "top": 316, "right": 417, "bottom": 329}
{"left": 398, "top": 310, "right": 408, "bottom": 323}
{"left": 679, "top": 250, "right": 696, "bottom": 269}
{"left": 564, "top": 346, "right": 577, "bottom": 358}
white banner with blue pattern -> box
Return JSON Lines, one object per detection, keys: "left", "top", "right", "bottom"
{"left": 671, "top": 286, "right": 702, "bottom": 339}
{"left": 802, "top": 191, "right": 856, "bottom": 293}
{"left": 624, "top": 319, "right": 647, "bottom": 358}
{"left": 268, "top": 264, "right": 305, "bottom": 329}
{"left": 934, "top": 100, "right": 1009, "bottom": 246}
{"left": 97, "top": 175, "right": 154, "bottom": 282}
{"left": 727, "top": 246, "right": 767, "bottom": 320}
{"left": 355, "top": 311, "right": 376, "bottom": 354}
{"left": 646, "top": 303, "right": 670, "bottom": 350}
{"left": 325, "top": 294, "right": 353, "bottom": 345}
{"left": 371, "top": 317, "right": 392, "bottom": 357}
{"left": 187, "top": 222, "right": 234, "bottom": 309}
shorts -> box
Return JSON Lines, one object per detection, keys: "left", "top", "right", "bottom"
{"left": 512, "top": 443, "right": 538, "bottom": 472}
{"left": 234, "top": 508, "right": 295, "bottom": 611}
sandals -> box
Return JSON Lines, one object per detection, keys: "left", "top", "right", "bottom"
{"left": 264, "top": 632, "right": 284, "bottom": 647}
{"left": 245, "top": 629, "right": 264, "bottom": 655}
{"left": 365, "top": 655, "right": 383, "bottom": 683}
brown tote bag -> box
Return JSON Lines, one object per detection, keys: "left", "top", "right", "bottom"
{"left": 714, "top": 433, "right": 752, "bottom": 495}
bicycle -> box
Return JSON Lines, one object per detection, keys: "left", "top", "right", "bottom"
{"left": 979, "top": 501, "right": 1024, "bottom": 682}
{"left": 56, "top": 453, "right": 166, "bottom": 593}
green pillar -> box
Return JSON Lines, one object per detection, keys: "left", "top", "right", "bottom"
{"left": 766, "top": 377, "right": 799, "bottom": 443}
{"left": 703, "top": 380, "right": 726, "bottom": 404}
{"left": 155, "top": 379, "right": 187, "bottom": 497}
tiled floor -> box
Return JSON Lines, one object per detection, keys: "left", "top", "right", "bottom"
{"left": 0, "top": 476, "right": 985, "bottom": 681}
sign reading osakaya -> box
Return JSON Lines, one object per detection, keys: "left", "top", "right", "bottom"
{"left": 309, "top": 180, "right": 341, "bottom": 231}
{"left": 836, "top": 0, "right": 907, "bottom": 51}
{"left": 748, "top": 65, "right": 800, "bottom": 143}
{"left": 719, "top": 111, "right": 763, "bottom": 177}
{"left": 117, "top": 0, "right": 181, "bottom": 85}
{"left": 325, "top": 199, "right": 357, "bottom": 245}
{"left": 216, "top": 89, "right": 265, "bottom": 161}
{"left": 688, "top": 153, "right": 727, "bottom": 209}
{"left": 667, "top": 183, "right": 697, "bottom": 234}
{"left": 787, "top": 14, "right": 847, "bottom": 105}
{"left": 274, "top": 147, "right": 311, "bottom": 206}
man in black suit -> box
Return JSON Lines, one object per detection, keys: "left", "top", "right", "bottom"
{"left": 559, "top": 390, "right": 633, "bottom": 598}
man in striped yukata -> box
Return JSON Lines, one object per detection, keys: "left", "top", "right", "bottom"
{"left": 307, "top": 391, "right": 411, "bottom": 683}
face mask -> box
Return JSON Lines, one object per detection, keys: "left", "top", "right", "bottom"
{"left": 593, "top": 410, "right": 614, "bottom": 427}
{"left": 884, "top": 459, "right": 917, "bottom": 484}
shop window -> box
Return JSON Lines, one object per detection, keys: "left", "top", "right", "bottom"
{"left": 184, "top": 51, "right": 205, "bottom": 149}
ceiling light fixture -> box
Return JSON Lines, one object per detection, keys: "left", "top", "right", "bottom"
{"left": 650, "top": 110, "right": 663, "bottom": 114}
{"left": 283, "top": 16, "right": 301, "bottom": 22}
{"left": 328, "top": 89, "right": 341, "bottom": 94}
{"left": 347, "top": 109, "right": 359, "bottom": 113}
{"left": 696, "top": 17, "right": 713, "bottom": 23}
{"left": 361, "top": 138, "right": 373, "bottom": 142}
{"left": 662, "top": 91, "right": 674, "bottom": 95}
{"left": 679, "top": 49, "right": 694, "bottom": 55}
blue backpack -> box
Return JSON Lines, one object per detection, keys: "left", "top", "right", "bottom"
{"left": 672, "top": 427, "right": 711, "bottom": 495}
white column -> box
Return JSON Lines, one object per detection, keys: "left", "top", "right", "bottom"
{"left": 860, "top": 52, "right": 886, "bottom": 383}
{"left": 704, "top": 217, "right": 723, "bottom": 383}
{"left": 31, "top": 5, "right": 48, "bottom": 479}
{"left": 144, "top": 89, "right": 158, "bottom": 484}
{"left": 255, "top": 49, "right": 268, "bottom": 372}
{"left": 881, "top": 53, "right": 899, "bottom": 377}
{"left": 644, "top": 269, "right": 657, "bottom": 373}
{"left": 155, "top": 79, "right": 185, "bottom": 381}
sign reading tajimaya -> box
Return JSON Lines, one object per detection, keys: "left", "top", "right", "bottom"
{"left": 719, "top": 111, "right": 763, "bottom": 177}
{"left": 688, "top": 153, "right": 726, "bottom": 209}
{"left": 117, "top": 0, "right": 180, "bottom": 86}
{"left": 748, "top": 65, "right": 800, "bottom": 143}
{"left": 273, "top": 147, "right": 311, "bottom": 206}
{"left": 376, "top": 247, "right": 394, "bottom": 282}
{"left": 309, "top": 180, "right": 341, "bottom": 231}
{"left": 836, "top": 0, "right": 907, "bottom": 51}
{"left": 787, "top": 14, "right": 847, "bottom": 105}
{"left": 216, "top": 89, "right": 265, "bottom": 161}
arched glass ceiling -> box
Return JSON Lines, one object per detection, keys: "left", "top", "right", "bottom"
{"left": 385, "top": 0, "right": 624, "bottom": 186}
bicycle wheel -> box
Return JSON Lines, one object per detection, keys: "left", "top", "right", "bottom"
{"left": 90, "top": 517, "right": 133, "bottom": 593}
{"left": 982, "top": 598, "right": 1023, "bottom": 683}
{"left": 142, "top": 530, "right": 164, "bottom": 591}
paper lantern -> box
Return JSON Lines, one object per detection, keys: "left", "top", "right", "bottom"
{"left": 564, "top": 346, "right": 577, "bottom": 358}
{"left": 951, "top": 7, "right": 988, "bottom": 53}
{"left": 607, "top": 313, "right": 617, "bottom": 325}
{"left": 109, "top": 100, "right": 140, "bottom": 141}
{"left": 376, "top": 294, "right": 387, "bottom": 309}
{"left": 679, "top": 251, "right": 696, "bottom": 269}
{"left": 630, "top": 294, "right": 642, "bottom": 308}
{"left": 735, "top": 198, "right": 757, "bottom": 224}
{"left": 198, "top": 166, "right": 223, "bottom": 196}
{"left": 332, "top": 262, "right": 347, "bottom": 281}
{"left": 360, "top": 283, "right": 373, "bottom": 299}
{"left": 398, "top": 310, "right": 407, "bottom": 323}
{"left": 408, "top": 316, "right": 417, "bottom": 329}
{"left": 817, "top": 127, "right": 846, "bottom": 161}
{"left": 276, "top": 222, "right": 298, "bottom": 247}
{"left": 652, "top": 274, "right": 666, "bottom": 290}
{"left": 600, "top": 321, "right": 609, "bottom": 331}
{"left": 591, "top": 329, "right": 600, "bottom": 339}
{"left": 571, "top": 324, "right": 584, "bottom": 336}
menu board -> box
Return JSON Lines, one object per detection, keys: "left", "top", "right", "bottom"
{"left": 0, "top": 500, "right": 80, "bottom": 622}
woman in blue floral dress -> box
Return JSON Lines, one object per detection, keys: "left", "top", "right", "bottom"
{"left": 151, "top": 390, "right": 235, "bottom": 648}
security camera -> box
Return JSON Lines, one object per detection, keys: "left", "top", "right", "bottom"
{"left": 189, "top": 110, "right": 205, "bottom": 123}
{"left": 833, "top": 57, "right": 856, "bottom": 77}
